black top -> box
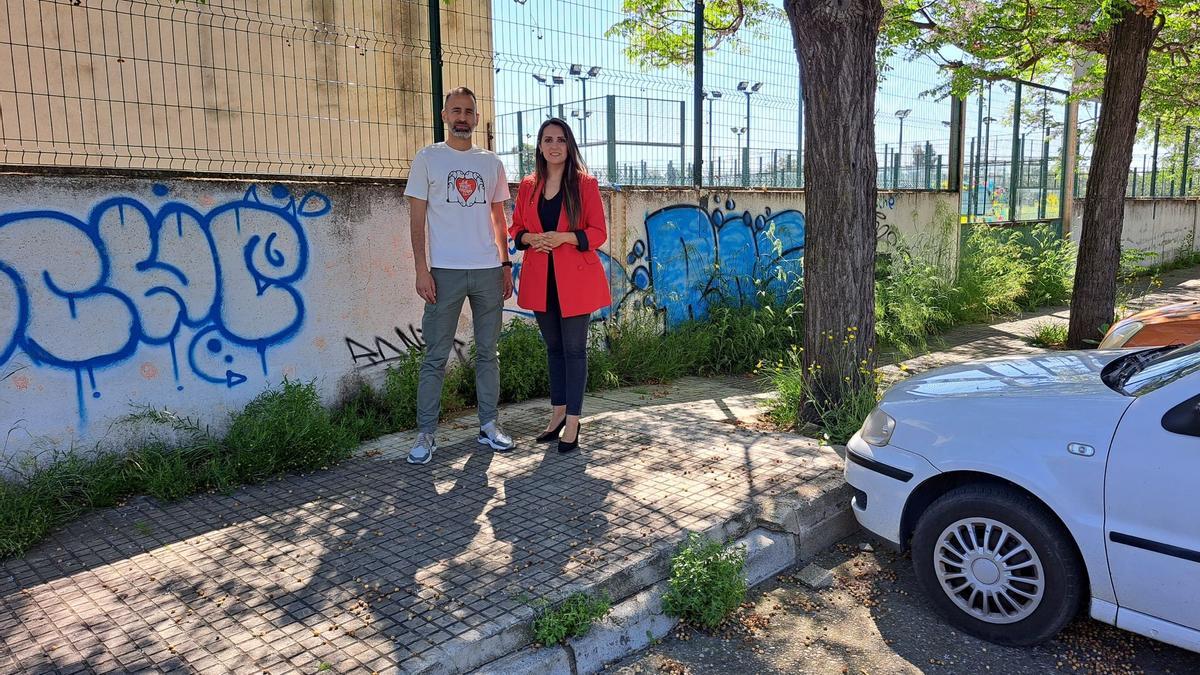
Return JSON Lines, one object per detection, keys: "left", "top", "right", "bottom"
{"left": 538, "top": 190, "right": 565, "bottom": 307}
{"left": 514, "top": 184, "right": 591, "bottom": 253}
{"left": 538, "top": 189, "right": 565, "bottom": 233}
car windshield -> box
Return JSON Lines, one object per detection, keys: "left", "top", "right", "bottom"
{"left": 1118, "top": 341, "right": 1200, "bottom": 395}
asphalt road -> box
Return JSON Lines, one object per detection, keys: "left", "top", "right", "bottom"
{"left": 608, "top": 535, "right": 1200, "bottom": 675}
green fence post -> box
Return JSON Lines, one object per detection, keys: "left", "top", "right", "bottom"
{"left": 606, "top": 95, "right": 617, "bottom": 183}
{"left": 1183, "top": 126, "right": 1192, "bottom": 196}
{"left": 1009, "top": 80, "right": 1023, "bottom": 220}
{"left": 1151, "top": 118, "right": 1161, "bottom": 197}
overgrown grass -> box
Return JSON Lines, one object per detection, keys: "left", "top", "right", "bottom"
{"left": 763, "top": 331, "right": 879, "bottom": 445}
{"left": 661, "top": 532, "right": 747, "bottom": 629}
{"left": 876, "top": 223, "right": 1076, "bottom": 356}
{"left": 531, "top": 591, "right": 611, "bottom": 646}
{"left": 1026, "top": 321, "right": 1069, "bottom": 349}
{"left": 0, "top": 379, "right": 356, "bottom": 558}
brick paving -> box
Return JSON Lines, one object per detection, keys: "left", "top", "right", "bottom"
{"left": 0, "top": 377, "right": 843, "bottom": 674}
{"left": 2, "top": 266, "right": 1197, "bottom": 674}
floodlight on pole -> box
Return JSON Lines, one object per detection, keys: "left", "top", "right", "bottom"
{"left": 569, "top": 64, "right": 601, "bottom": 141}
{"left": 737, "top": 81, "right": 763, "bottom": 186}
{"left": 702, "top": 90, "right": 723, "bottom": 183}
{"left": 895, "top": 108, "right": 912, "bottom": 186}
{"left": 533, "top": 73, "right": 562, "bottom": 119}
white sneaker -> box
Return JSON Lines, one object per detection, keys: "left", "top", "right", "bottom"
{"left": 407, "top": 432, "right": 437, "bottom": 465}
{"left": 477, "top": 420, "right": 515, "bottom": 452}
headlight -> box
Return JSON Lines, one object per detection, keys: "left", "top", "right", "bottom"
{"left": 859, "top": 408, "right": 896, "bottom": 447}
{"left": 1099, "top": 320, "right": 1144, "bottom": 349}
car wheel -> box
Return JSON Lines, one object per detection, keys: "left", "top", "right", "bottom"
{"left": 911, "top": 483, "right": 1085, "bottom": 646}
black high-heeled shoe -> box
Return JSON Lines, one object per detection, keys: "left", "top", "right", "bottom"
{"left": 557, "top": 423, "right": 581, "bottom": 453}
{"left": 535, "top": 417, "right": 566, "bottom": 443}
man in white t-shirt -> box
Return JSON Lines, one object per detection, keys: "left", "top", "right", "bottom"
{"left": 403, "top": 86, "right": 515, "bottom": 464}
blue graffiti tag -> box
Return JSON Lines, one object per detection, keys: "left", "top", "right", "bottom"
{"left": 638, "top": 200, "right": 805, "bottom": 326}
{"left": 0, "top": 184, "right": 328, "bottom": 422}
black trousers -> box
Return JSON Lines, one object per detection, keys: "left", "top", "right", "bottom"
{"left": 534, "top": 270, "right": 590, "bottom": 416}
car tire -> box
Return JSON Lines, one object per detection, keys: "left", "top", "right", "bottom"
{"left": 911, "top": 483, "right": 1085, "bottom": 647}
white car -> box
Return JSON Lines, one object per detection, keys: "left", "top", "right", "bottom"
{"left": 845, "top": 343, "right": 1200, "bottom": 652}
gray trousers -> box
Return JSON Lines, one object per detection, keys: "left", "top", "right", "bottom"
{"left": 417, "top": 266, "right": 504, "bottom": 433}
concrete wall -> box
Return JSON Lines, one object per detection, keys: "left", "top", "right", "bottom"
{"left": 1070, "top": 197, "right": 1200, "bottom": 265}
{"left": 0, "top": 176, "right": 955, "bottom": 462}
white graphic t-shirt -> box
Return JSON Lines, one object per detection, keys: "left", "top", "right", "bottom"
{"left": 404, "top": 143, "right": 511, "bottom": 269}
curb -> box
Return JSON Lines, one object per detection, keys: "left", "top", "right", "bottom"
{"left": 471, "top": 475, "right": 860, "bottom": 674}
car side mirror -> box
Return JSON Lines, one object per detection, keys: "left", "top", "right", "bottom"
{"left": 1161, "top": 393, "right": 1200, "bottom": 437}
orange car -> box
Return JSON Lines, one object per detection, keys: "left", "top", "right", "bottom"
{"left": 1099, "top": 300, "right": 1200, "bottom": 349}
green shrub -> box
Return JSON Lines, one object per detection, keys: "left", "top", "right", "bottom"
{"left": 662, "top": 532, "right": 747, "bottom": 629}
{"left": 874, "top": 239, "right": 957, "bottom": 355}
{"left": 377, "top": 352, "right": 423, "bottom": 431}
{"left": 599, "top": 310, "right": 702, "bottom": 385}
{"left": 1018, "top": 224, "right": 1076, "bottom": 310}
{"left": 496, "top": 317, "right": 549, "bottom": 403}
{"left": 531, "top": 591, "right": 611, "bottom": 646}
{"left": 954, "top": 227, "right": 1032, "bottom": 322}
{"left": 332, "top": 382, "right": 396, "bottom": 443}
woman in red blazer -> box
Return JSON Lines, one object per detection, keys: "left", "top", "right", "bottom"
{"left": 508, "top": 117, "right": 610, "bottom": 453}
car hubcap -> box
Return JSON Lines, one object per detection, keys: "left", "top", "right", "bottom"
{"left": 933, "top": 517, "right": 1045, "bottom": 624}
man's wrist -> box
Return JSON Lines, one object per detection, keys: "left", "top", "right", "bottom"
{"left": 501, "top": 260, "right": 513, "bottom": 268}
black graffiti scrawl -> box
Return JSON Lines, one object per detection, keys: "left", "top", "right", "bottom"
{"left": 446, "top": 170, "right": 486, "bottom": 207}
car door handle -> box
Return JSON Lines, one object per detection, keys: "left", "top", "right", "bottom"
{"left": 1160, "top": 393, "right": 1200, "bottom": 437}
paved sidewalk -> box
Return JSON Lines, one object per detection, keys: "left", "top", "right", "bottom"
{"left": 2, "top": 265, "right": 1196, "bottom": 674}
{"left": 0, "top": 378, "right": 846, "bottom": 674}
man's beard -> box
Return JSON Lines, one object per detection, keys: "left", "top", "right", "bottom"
{"left": 450, "top": 127, "right": 473, "bottom": 140}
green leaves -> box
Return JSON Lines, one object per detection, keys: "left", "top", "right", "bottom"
{"left": 662, "top": 533, "right": 747, "bottom": 629}
{"left": 605, "top": 0, "right": 779, "bottom": 69}
{"left": 532, "top": 591, "right": 612, "bottom": 646}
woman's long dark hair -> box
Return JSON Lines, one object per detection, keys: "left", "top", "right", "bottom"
{"left": 533, "top": 117, "right": 588, "bottom": 231}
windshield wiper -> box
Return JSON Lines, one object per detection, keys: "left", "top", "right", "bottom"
{"left": 1109, "top": 345, "right": 1180, "bottom": 394}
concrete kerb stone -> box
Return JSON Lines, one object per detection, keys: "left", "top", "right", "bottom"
{"left": 567, "top": 582, "right": 677, "bottom": 674}
{"left": 471, "top": 479, "right": 861, "bottom": 674}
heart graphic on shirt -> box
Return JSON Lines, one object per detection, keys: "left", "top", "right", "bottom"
{"left": 455, "top": 177, "right": 478, "bottom": 202}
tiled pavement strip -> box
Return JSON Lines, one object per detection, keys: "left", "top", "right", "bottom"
{"left": 1, "top": 266, "right": 1196, "bottom": 674}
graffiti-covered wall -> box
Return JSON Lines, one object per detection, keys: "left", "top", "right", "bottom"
{"left": 0, "top": 175, "right": 956, "bottom": 461}
{"left": 599, "top": 188, "right": 959, "bottom": 327}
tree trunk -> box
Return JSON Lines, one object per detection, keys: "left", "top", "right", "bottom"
{"left": 1066, "top": 9, "right": 1159, "bottom": 349}
{"left": 785, "top": 0, "right": 883, "bottom": 412}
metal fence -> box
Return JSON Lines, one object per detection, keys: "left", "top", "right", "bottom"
{"left": 0, "top": 0, "right": 464, "bottom": 178}
{"left": 959, "top": 80, "right": 1069, "bottom": 223}
{"left": 3, "top": 0, "right": 959, "bottom": 190}
{"left": 0, "top": 0, "right": 1141, "bottom": 215}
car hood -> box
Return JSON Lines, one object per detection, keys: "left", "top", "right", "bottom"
{"left": 1126, "top": 300, "right": 1200, "bottom": 325}
{"left": 879, "top": 350, "right": 1135, "bottom": 464}
{"left": 882, "top": 350, "right": 1128, "bottom": 403}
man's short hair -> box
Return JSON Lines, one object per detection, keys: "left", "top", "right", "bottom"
{"left": 443, "top": 87, "right": 477, "bottom": 110}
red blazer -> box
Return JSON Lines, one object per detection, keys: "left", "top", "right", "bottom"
{"left": 509, "top": 173, "right": 611, "bottom": 318}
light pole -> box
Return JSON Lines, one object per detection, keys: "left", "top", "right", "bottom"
{"left": 894, "top": 108, "right": 911, "bottom": 188}
{"left": 702, "top": 89, "right": 722, "bottom": 184}
{"left": 737, "top": 81, "right": 762, "bottom": 187}
{"left": 982, "top": 115, "right": 996, "bottom": 201}
{"left": 533, "top": 73, "right": 564, "bottom": 119}
{"left": 569, "top": 64, "right": 601, "bottom": 142}
{"left": 731, "top": 126, "right": 746, "bottom": 183}
{"left": 570, "top": 109, "right": 593, "bottom": 144}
